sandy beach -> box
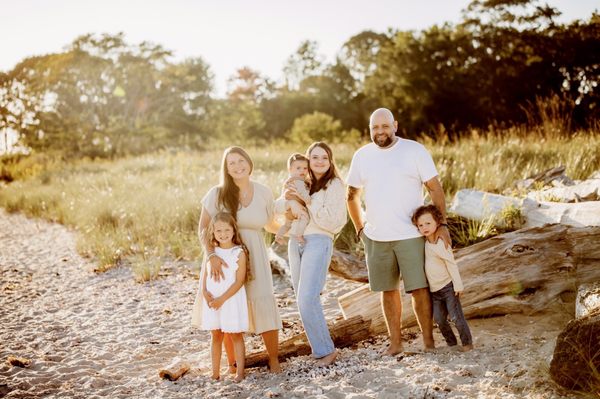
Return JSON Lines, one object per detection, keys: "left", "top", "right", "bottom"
{"left": 0, "top": 209, "right": 579, "bottom": 398}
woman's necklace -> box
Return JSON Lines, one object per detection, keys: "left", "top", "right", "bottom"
{"left": 239, "top": 185, "right": 252, "bottom": 202}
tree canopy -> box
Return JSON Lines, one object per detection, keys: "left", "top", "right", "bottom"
{"left": 1, "top": 0, "right": 598, "bottom": 157}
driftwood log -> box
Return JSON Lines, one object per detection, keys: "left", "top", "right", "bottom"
{"left": 339, "top": 224, "right": 600, "bottom": 336}
{"left": 450, "top": 189, "right": 600, "bottom": 228}
{"left": 516, "top": 165, "right": 575, "bottom": 190}
{"left": 158, "top": 358, "right": 191, "bottom": 381}
{"left": 245, "top": 315, "right": 371, "bottom": 368}
{"left": 269, "top": 244, "right": 368, "bottom": 284}
{"left": 527, "top": 178, "right": 600, "bottom": 202}
{"left": 260, "top": 224, "right": 600, "bottom": 364}
{"left": 550, "top": 282, "right": 600, "bottom": 392}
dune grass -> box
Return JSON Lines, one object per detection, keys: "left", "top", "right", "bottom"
{"left": 1, "top": 130, "right": 599, "bottom": 276}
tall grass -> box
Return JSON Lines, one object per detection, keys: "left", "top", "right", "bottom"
{"left": 1, "top": 130, "right": 599, "bottom": 277}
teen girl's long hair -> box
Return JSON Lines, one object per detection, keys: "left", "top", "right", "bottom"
{"left": 217, "top": 146, "right": 254, "bottom": 220}
{"left": 207, "top": 212, "right": 252, "bottom": 281}
{"left": 306, "top": 141, "right": 340, "bottom": 195}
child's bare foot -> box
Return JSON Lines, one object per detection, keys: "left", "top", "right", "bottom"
{"left": 234, "top": 373, "right": 245, "bottom": 382}
{"left": 211, "top": 374, "right": 220, "bottom": 381}
{"left": 423, "top": 345, "right": 436, "bottom": 353}
{"left": 228, "top": 364, "right": 236, "bottom": 374}
{"left": 316, "top": 350, "right": 337, "bottom": 367}
{"left": 268, "top": 358, "right": 281, "bottom": 373}
{"left": 383, "top": 344, "right": 404, "bottom": 356}
{"left": 461, "top": 344, "right": 474, "bottom": 352}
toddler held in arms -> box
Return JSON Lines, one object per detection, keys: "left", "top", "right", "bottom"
{"left": 275, "top": 153, "right": 311, "bottom": 244}
{"left": 201, "top": 212, "right": 250, "bottom": 382}
{"left": 412, "top": 205, "right": 474, "bottom": 352}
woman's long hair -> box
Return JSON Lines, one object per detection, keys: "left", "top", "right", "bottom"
{"left": 306, "top": 141, "right": 340, "bottom": 195}
{"left": 207, "top": 212, "right": 252, "bottom": 281}
{"left": 217, "top": 146, "right": 254, "bottom": 220}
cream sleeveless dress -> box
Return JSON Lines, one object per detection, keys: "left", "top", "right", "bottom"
{"left": 191, "top": 182, "right": 282, "bottom": 334}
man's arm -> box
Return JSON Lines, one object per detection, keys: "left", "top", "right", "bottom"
{"left": 424, "top": 176, "right": 452, "bottom": 248}
{"left": 346, "top": 185, "right": 364, "bottom": 237}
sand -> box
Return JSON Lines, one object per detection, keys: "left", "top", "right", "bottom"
{"left": 0, "top": 210, "right": 579, "bottom": 398}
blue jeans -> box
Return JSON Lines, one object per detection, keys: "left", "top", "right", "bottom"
{"left": 288, "top": 234, "right": 335, "bottom": 358}
{"left": 431, "top": 282, "right": 473, "bottom": 346}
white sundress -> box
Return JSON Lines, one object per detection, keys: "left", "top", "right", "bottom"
{"left": 201, "top": 246, "right": 249, "bottom": 333}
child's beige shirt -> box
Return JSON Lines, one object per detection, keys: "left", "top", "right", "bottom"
{"left": 424, "top": 239, "right": 464, "bottom": 293}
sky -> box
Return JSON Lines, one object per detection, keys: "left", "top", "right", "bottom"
{"left": 1, "top": 0, "right": 598, "bottom": 97}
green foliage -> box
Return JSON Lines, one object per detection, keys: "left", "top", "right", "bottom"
{"left": 288, "top": 112, "right": 343, "bottom": 144}
{"left": 1, "top": 2, "right": 599, "bottom": 159}
{"left": 3, "top": 33, "right": 213, "bottom": 158}
{"left": 448, "top": 213, "right": 499, "bottom": 249}
{"left": 500, "top": 204, "right": 524, "bottom": 230}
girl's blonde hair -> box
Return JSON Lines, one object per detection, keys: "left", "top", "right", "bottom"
{"left": 207, "top": 212, "right": 252, "bottom": 281}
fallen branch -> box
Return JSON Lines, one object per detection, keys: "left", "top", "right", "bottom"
{"left": 158, "top": 358, "right": 190, "bottom": 381}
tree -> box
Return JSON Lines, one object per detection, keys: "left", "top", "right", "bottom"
{"left": 4, "top": 33, "right": 214, "bottom": 156}
{"left": 283, "top": 40, "right": 325, "bottom": 90}
{"left": 226, "top": 67, "right": 274, "bottom": 104}
{"left": 288, "top": 112, "right": 346, "bottom": 144}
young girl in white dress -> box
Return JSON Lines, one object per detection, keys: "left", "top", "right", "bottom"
{"left": 201, "top": 212, "right": 250, "bottom": 382}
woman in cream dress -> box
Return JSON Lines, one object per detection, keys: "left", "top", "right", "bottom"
{"left": 192, "top": 146, "right": 282, "bottom": 373}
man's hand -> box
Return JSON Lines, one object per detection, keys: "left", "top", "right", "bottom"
{"left": 209, "top": 255, "right": 227, "bottom": 282}
{"left": 434, "top": 225, "right": 452, "bottom": 248}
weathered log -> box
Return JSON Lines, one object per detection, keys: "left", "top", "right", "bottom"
{"left": 450, "top": 189, "right": 600, "bottom": 228}
{"left": 527, "top": 178, "right": 600, "bottom": 203}
{"left": 516, "top": 165, "right": 574, "bottom": 190}
{"left": 550, "top": 282, "right": 600, "bottom": 392}
{"left": 576, "top": 282, "right": 600, "bottom": 318}
{"left": 245, "top": 315, "right": 371, "bottom": 368}
{"left": 158, "top": 358, "right": 190, "bottom": 381}
{"left": 339, "top": 224, "right": 600, "bottom": 336}
{"left": 268, "top": 245, "right": 292, "bottom": 283}
{"left": 6, "top": 356, "right": 31, "bottom": 368}
{"left": 329, "top": 250, "right": 368, "bottom": 283}
{"left": 269, "top": 243, "right": 368, "bottom": 284}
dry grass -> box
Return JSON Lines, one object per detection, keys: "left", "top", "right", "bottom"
{"left": 1, "top": 129, "right": 599, "bottom": 278}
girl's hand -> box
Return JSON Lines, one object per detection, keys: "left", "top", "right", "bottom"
{"left": 209, "top": 255, "right": 228, "bottom": 282}
{"left": 203, "top": 290, "right": 214, "bottom": 304}
{"left": 209, "top": 296, "right": 225, "bottom": 310}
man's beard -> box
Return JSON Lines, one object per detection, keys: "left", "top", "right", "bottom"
{"left": 374, "top": 135, "right": 393, "bottom": 148}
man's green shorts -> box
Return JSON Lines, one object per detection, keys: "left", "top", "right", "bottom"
{"left": 361, "top": 232, "right": 428, "bottom": 293}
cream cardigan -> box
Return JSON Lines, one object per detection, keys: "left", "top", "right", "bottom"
{"left": 274, "top": 177, "right": 347, "bottom": 239}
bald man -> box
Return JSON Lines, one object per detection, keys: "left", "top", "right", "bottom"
{"left": 346, "top": 108, "right": 451, "bottom": 354}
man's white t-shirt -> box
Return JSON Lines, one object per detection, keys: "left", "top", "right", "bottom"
{"left": 346, "top": 138, "right": 438, "bottom": 241}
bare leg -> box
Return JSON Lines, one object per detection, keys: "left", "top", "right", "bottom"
{"left": 211, "top": 330, "right": 224, "bottom": 380}
{"left": 228, "top": 333, "right": 246, "bottom": 382}
{"left": 261, "top": 329, "right": 281, "bottom": 373}
{"left": 223, "top": 334, "right": 236, "bottom": 374}
{"left": 411, "top": 288, "right": 435, "bottom": 350}
{"left": 382, "top": 290, "right": 403, "bottom": 355}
